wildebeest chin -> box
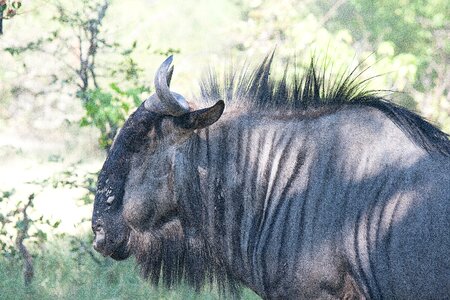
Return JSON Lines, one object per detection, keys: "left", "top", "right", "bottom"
{"left": 92, "top": 54, "right": 450, "bottom": 299}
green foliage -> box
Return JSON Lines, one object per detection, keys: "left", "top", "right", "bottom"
{"left": 315, "top": 0, "right": 450, "bottom": 130}
{"left": 4, "top": 39, "right": 44, "bottom": 55}
{"left": 32, "top": 163, "right": 98, "bottom": 205}
{"left": 153, "top": 47, "right": 181, "bottom": 57}
{"left": 49, "top": 0, "right": 161, "bottom": 151}
{"left": 0, "top": 189, "right": 60, "bottom": 260}
{"left": 231, "top": 0, "right": 449, "bottom": 132}
{"left": 3, "top": 0, "right": 155, "bottom": 151}
{"left": 0, "top": 0, "right": 22, "bottom": 36}
{"left": 0, "top": 162, "right": 98, "bottom": 286}
{"left": 78, "top": 83, "right": 149, "bottom": 149}
{"left": 0, "top": 239, "right": 261, "bottom": 299}
{"left": 0, "top": 0, "right": 21, "bottom": 19}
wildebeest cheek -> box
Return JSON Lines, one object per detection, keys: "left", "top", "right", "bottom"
{"left": 123, "top": 193, "right": 156, "bottom": 232}
{"left": 123, "top": 176, "right": 175, "bottom": 231}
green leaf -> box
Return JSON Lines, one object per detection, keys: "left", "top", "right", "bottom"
{"left": 34, "top": 229, "right": 47, "bottom": 241}
{"left": 1, "top": 190, "right": 15, "bottom": 199}
{"left": 53, "top": 220, "right": 61, "bottom": 228}
{"left": 109, "top": 83, "right": 123, "bottom": 94}
{"left": 79, "top": 117, "right": 90, "bottom": 127}
{"left": 121, "top": 49, "right": 133, "bottom": 56}
{"left": 121, "top": 102, "right": 130, "bottom": 112}
{"left": 12, "top": 1, "right": 22, "bottom": 10}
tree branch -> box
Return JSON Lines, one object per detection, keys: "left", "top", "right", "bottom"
{"left": 15, "top": 194, "right": 35, "bottom": 286}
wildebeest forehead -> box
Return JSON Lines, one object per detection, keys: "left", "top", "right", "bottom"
{"left": 113, "top": 103, "right": 161, "bottom": 152}
{"left": 94, "top": 104, "right": 160, "bottom": 209}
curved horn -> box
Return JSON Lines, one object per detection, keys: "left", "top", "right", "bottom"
{"left": 154, "top": 56, "right": 189, "bottom": 116}
{"left": 167, "top": 65, "right": 174, "bottom": 87}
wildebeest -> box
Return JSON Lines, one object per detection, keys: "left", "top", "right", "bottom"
{"left": 92, "top": 55, "right": 450, "bottom": 299}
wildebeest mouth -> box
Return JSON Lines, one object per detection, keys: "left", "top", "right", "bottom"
{"left": 109, "top": 240, "right": 131, "bottom": 261}
{"left": 93, "top": 227, "right": 131, "bottom": 261}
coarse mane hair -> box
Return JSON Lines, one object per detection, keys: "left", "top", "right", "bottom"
{"left": 128, "top": 221, "right": 241, "bottom": 297}
{"left": 198, "top": 54, "right": 450, "bottom": 157}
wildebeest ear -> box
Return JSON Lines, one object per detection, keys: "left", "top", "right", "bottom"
{"left": 176, "top": 100, "right": 225, "bottom": 130}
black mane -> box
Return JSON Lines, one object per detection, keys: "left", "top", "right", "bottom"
{"left": 129, "top": 221, "right": 241, "bottom": 297}
{"left": 198, "top": 55, "right": 450, "bottom": 157}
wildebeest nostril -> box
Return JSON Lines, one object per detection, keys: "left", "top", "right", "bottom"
{"left": 93, "top": 227, "right": 106, "bottom": 252}
{"left": 93, "top": 224, "right": 103, "bottom": 232}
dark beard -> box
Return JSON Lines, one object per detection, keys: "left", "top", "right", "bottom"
{"left": 127, "top": 219, "right": 240, "bottom": 297}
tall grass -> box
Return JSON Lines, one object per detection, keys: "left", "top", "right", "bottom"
{"left": 0, "top": 241, "right": 260, "bottom": 300}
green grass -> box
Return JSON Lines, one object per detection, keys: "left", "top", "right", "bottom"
{"left": 0, "top": 241, "right": 260, "bottom": 300}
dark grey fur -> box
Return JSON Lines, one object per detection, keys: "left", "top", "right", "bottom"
{"left": 92, "top": 55, "right": 450, "bottom": 299}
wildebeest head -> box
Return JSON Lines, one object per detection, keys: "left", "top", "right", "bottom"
{"left": 92, "top": 56, "right": 224, "bottom": 261}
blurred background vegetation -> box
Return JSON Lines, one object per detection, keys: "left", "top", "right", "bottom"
{"left": 0, "top": 0, "right": 448, "bottom": 299}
